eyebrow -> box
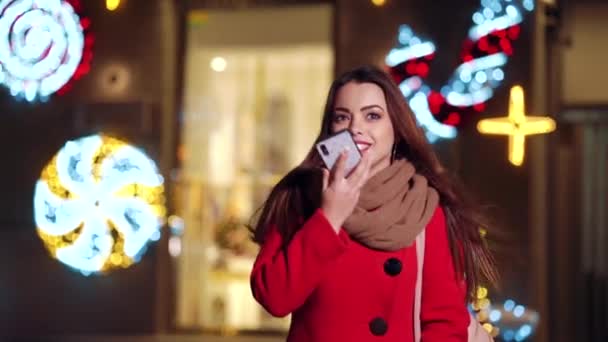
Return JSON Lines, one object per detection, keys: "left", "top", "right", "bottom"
{"left": 334, "top": 104, "right": 385, "bottom": 113}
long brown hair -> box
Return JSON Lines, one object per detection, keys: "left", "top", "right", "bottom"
{"left": 249, "top": 65, "right": 498, "bottom": 302}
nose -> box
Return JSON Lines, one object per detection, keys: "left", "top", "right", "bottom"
{"left": 348, "top": 116, "right": 364, "bottom": 136}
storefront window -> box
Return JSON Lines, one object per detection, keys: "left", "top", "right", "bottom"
{"left": 173, "top": 4, "right": 333, "bottom": 332}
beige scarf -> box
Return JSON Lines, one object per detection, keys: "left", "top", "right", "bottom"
{"left": 343, "top": 159, "right": 439, "bottom": 251}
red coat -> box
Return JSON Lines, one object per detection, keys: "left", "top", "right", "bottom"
{"left": 250, "top": 206, "right": 470, "bottom": 341}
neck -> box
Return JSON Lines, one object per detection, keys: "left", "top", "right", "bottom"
{"left": 368, "top": 156, "right": 391, "bottom": 179}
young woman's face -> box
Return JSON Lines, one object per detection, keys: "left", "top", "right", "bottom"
{"left": 330, "top": 81, "right": 395, "bottom": 176}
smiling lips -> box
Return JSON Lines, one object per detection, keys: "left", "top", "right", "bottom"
{"left": 355, "top": 141, "right": 372, "bottom": 152}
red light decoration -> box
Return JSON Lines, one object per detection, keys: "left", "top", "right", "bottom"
{"left": 0, "top": 0, "right": 94, "bottom": 101}
{"left": 385, "top": 0, "right": 535, "bottom": 142}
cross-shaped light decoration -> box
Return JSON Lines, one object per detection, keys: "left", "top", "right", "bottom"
{"left": 477, "top": 85, "right": 556, "bottom": 166}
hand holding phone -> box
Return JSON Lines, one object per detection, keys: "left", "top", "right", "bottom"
{"left": 316, "top": 130, "right": 371, "bottom": 232}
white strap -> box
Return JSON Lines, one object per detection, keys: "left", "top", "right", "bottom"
{"left": 414, "top": 230, "right": 425, "bottom": 342}
{"left": 414, "top": 228, "right": 493, "bottom": 342}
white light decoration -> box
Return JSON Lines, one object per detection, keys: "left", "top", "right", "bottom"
{"left": 409, "top": 90, "right": 458, "bottom": 141}
{"left": 210, "top": 56, "right": 227, "bottom": 72}
{"left": 34, "top": 134, "right": 166, "bottom": 275}
{"left": 386, "top": 0, "right": 534, "bottom": 142}
{"left": 0, "top": 0, "right": 87, "bottom": 102}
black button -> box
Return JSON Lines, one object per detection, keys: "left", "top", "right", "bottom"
{"left": 369, "top": 317, "right": 388, "bottom": 336}
{"left": 384, "top": 257, "right": 402, "bottom": 276}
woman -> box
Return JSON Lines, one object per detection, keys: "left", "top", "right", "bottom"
{"left": 249, "top": 65, "right": 497, "bottom": 341}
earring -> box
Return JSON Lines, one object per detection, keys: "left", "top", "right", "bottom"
{"left": 391, "top": 142, "right": 397, "bottom": 162}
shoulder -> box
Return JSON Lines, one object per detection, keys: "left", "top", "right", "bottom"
{"left": 425, "top": 205, "right": 449, "bottom": 243}
{"left": 428, "top": 205, "right": 447, "bottom": 227}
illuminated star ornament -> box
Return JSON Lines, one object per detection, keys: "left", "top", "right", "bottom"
{"left": 0, "top": 0, "right": 94, "bottom": 102}
{"left": 386, "top": 0, "right": 535, "bottom": 142}
{"left": 477, "top": 85, "right": 556, "bottom": 166}
{"left": 34, "top": 134, "right": 166, "bottom": 275}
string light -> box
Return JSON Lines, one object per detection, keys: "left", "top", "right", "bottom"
{"left": 487, "top": 296, "right": 539, "bottom": 341}
{"left": 386, "top": 0, "right": 534, "bottom": 142}
{"left": 371, "top": 0, "right": 386, "bottom": 6}
{"left": 477, "top": 85, "right": 556, "bottom": 166}
{"left": 0, "top": 0, "right": 93, "bottom": 102}
{"left": 34, "top": 134, "right": 166, "bottom": 275}
{"left": 470, "top": 287, "right": 540, "bottom": 340}
{"left": 470, "top": 286, "right": 500, "bottom": 337}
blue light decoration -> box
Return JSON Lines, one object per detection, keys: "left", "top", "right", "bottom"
{"left": 34, "top": 134, "right": 166, "bottom": 275}
{"left": 0, "top": 0, "right": 94, "bottom": 102}
{"left": 489, "top": 299, "right": 539, "bottom": 341}
{"left": 470, "top": 289, "right": 540, "bottom": 341}
{"left": 386, "top": 0, "right": 534, "bottom": 142}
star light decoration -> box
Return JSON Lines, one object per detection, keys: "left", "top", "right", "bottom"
{"left": 386, "top": 0, "right": 535, "bottom": 142}
{"left": 105, "top": 0, "right": 120, "bottom": 11}
{"left": 477, "top": 85, "right": 556, "bottom": 166}
{"left": 34, "top": 134, "right": 166, "bottom": 275}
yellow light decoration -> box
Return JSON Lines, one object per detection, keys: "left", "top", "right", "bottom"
{"left": 106, "top": 0, "right": 120, "bottom": 11}
{"left": 471, "top": 286, "right": 500, "bottom": 338}
{"left": 476, "top": 85, "right": 556, "bottom": 166}
{"left": 34, "top": 134, "right": 166, "bottom": 275}
{"left": 479, "top": 227, "right": 488, "bottom": 238}
{"left": 371, "top": 0, "right": 386, "bottom": 6}
{"left": 477, "top": 286, "right": 489, "bottom": 300}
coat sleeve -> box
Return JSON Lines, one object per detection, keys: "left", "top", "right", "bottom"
{"left": 421, "top": 207, "right": 470, "bottom": 341}
{"left": 250, "top": 208, "right": 350, "bottom": 317}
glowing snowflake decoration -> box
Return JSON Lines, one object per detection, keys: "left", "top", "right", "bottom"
{"left": 34, "top": 134, "right": 166, "bottom": 275}
{"left": 0, "top": 0, "right": 91, "bottom": 102}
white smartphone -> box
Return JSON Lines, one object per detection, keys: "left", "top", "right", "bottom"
{"left": 315, "top": 129, "right": 362, "bottom": 175}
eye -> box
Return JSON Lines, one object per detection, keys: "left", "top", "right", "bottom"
{"left": 367, "top": 112, "right": 381, "bottom": 120}
{"left": 332, "top": 113, "right": 349, "bottom": 123}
